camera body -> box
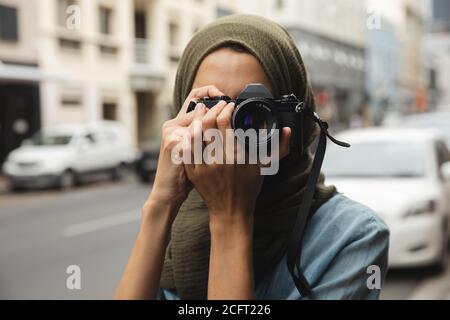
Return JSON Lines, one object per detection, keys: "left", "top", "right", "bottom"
{"left": 188, "top": 83, "right": 305, "bottom": 154}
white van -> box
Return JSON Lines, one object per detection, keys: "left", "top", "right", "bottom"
{"left": 2, "top": 121, "right": 137, "bottom": 190}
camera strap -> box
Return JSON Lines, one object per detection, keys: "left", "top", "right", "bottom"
{"left": 286, "top": 106, "right": 350, "bottom": 297}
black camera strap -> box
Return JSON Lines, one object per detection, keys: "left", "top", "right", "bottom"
{"left": 286, "top": 106, "right": 350, "bottom": 297}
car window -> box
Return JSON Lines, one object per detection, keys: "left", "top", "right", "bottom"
{"left": 31, "top": 131, "right": 73, "bottom": 146}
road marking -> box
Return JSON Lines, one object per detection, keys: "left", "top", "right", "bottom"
{"left": 61, "top": 209, "right": 141, "bottom": 238}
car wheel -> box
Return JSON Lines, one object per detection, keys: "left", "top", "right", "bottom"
{"left": 111, "top": 164, "right": 128, "bottom": 182}
{"left": 59, "top": 170, "right": 76, "bottom": 190}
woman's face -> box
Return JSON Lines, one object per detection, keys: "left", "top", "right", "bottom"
{"left": 192, "top": 48, "right": 273, "bottom": 99}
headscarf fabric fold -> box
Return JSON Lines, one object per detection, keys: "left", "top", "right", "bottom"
{"left": 160, "top": 14, "right": 336, "bottom": 300}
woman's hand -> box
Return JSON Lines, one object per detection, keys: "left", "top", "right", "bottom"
{"left": 184, "top": 101, "right": 292, "bottom": 226}
{"left": 146, "top": 86, "right": 225, "bottom": 216}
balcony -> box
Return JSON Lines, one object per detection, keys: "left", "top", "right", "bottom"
{"left": 130, "top": 39, "right": 165, "bottom": 92}
{"left": 134, "top": 38, "right": 153, "bottom": 64}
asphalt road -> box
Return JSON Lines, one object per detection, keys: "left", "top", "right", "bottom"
{"left": 0, "top": 177, "right": 449, "bottom": 300}
{"left": 0, "top": 176, "right": 148, "bottom": 299}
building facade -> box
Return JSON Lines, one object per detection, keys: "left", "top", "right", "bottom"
{"left": 243, "top": 0, "right": 368, "bottom": 129}
{"left": 430, "top": 0, "right": 450, "bottom": 31}
{"left": 366, "top": 15, "right": 402, "bottom": 123}
{"left": 1, "top": 0, "right": 431, "bottom": 169}
{"left": 423, "top": 0, "right": 450, "bottom": 110}
{"left": 366, "top": 0, "right": 427, "bottom": 116}
{"left": 0, "top": 0, "right": 41, "bottom": 165}
{"left": 424, "top": 33, "right": 450, "bottom": 110}
{"left": 0, "top": 0, "right": 219, "bottom": 168}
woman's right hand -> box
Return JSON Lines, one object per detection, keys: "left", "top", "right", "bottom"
{"left": 146, "top": 86, "right": 225, "bottom": 217}
{"left": 118, "top": 85, "right": 222, "bottom": 299}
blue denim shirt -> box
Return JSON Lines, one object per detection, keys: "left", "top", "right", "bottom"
{"left": 158, "top": 194, "right": 390, "bottom": 300}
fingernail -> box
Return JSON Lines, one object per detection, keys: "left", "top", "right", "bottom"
{"left": 195, "top": 103, "right": 205, "bottom": 112}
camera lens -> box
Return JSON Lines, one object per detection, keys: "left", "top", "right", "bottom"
{"left": 232, "top": 98, "right": 277, "bottom": 144}
{"left": 242, "top": 113, "right": 269, "bottom": 131}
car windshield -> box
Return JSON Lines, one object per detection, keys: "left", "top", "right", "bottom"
{"left": 30, "top": 131, "right": 73, "bottom": 146}
{"left": 322, "top": 141, "right": 426, "bottom": 178}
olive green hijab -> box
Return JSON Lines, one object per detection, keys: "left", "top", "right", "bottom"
{"left": 160, "top": 14, "right": 336, "bottom": 300}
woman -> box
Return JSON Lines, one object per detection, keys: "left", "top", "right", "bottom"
{"left": 115, "top": 15, "right": 389, "bottom": 300}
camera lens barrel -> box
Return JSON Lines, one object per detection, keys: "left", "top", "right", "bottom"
{"left": 232, "top": 97, "right": 278, "bottom": 146}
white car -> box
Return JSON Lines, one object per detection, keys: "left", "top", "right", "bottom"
{"left": 322, "top": 128, "right": 450, "bottom": 270}
{"left": 2, "top": 121, "right": 137, "bottom": 190}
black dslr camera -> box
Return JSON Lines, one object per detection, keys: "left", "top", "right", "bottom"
{"left": 188, "top": 83, "right": 306, "bottom": 154}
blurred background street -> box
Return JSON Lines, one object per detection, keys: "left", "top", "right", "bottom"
{"left": 1, "top": 0, "right": 450, "bottom": 299}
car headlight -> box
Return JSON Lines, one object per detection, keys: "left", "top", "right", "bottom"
{"left": 404, "top": 200, "right": 437, "bottom": 218}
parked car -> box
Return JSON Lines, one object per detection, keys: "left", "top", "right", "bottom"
{"left": 322, "top": 128, "right": 450, "bottom": 271}
{"left": 136, "top": 140, "right": 160, "bottom": 183}
{"left": 2, "top": 121, "right": 137, "bottom": 190}
{"left": 384, "top": 112, "right": 450, "bottom": 147}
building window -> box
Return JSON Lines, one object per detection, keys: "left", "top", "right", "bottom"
{"left": 216, "top": 7, "right": 233, "bottom": 18}
{"left": 429, "top": 68, "right": 437, "bottom": 90}
{"left": 134, "top": 10, "right": 147, "bottom": 39}
{"left": 103, "top": 103, "right": 117, "bottom": 120}
{"left": 99, "top": 45, "right": 119, "bottom": 57}
{"left": 275, "top": 0, "right": 285, "bottom": 10}
{"left": 59, "top": 38, "right": 81, "bottom": 51}
{"left": 168, "top": 20, "right": 181, "bottom": 62}
{"left": 0, "top": 4, "right": 18, "bottom": 42}
{"left": 99, "top": 6, "right": 113, "bottom": 35}
{"left": 169, "top": 21, "right": 180, "bottom": 47}
{"left": 61, "top": 96, "right": 82, "bottom": 108}
{"left": 169, "top": 55, "right": 180, "bottom": 63}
